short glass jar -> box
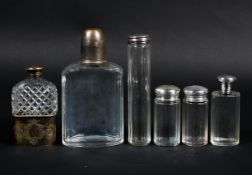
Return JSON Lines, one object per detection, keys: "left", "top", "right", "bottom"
{"left": 154, "top": 85, "right": 181, "bottom": 146}
{"left": 182, "top": 85, "right": 208, "bottom": 147}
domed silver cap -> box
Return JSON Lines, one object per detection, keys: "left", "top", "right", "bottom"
{"left": 183, "top": 85, "right": 208, "bottom": 102}
{"left": 217, "top": 75, "right": 237, "bottom": 95}
{"left": 81, "top": 28, "right": 107, "bottom": 63}
{"left": 155, "top": 85, "right": 180, "bottom": 101}
{"left": 218, "top": 75, "right": 236, "bottom": 83}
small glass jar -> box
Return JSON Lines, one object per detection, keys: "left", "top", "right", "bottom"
{"left": 211, "top": 75, "right": 240, "bottom": 146}
{"left": 182, "top": 85, "right": 208, "bottom": 147}
{"left": 154, "top": 85, "right": 181, "bottom": 146}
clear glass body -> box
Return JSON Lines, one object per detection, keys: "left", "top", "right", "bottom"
{"left": 211, "top": 91, "right": 240, "bottom": 146}
{"left": 12, "top": 77, "right": 58, "bottom": 146}
{"left": 127, "top": 43, "right": 151, "bottom": 146}
{"left": 182, "top": 100, "right": 208, "bottom": 146}
{"left": 62, "top": 61, "right": 124, "bottom": 148}
{"left": 154, "top": 98, "right": 181, "bottom": 146}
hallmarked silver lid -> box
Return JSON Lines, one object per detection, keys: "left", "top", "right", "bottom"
{"left": 128, "top": 34, "right": 150, "bottom": 44}
{"left": 217, "top": 75, "right": 237, "bottom": 95}
{"left": 155, "top": 85, "right": 180, "bottom": 101}
{"left": 183, "top": 85, "right": 208, "bottom": 102}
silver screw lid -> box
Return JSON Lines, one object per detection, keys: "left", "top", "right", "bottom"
{"left": 26, "top": 65, "right": 43, "bottom": 78}
{"left": 217, "top": 75, "right": 237, "bottom": 95}
{"left": 128, "top": 34, "right": 150, "bottom": 44}
{"left": 183, "top": 85, "right": 208, "bottom": 102}
{"left": 155, "top": 85, "right": 180, "bottom": 101}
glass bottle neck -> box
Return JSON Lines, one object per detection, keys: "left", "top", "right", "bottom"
{"left": 28, "top": 73, "right": 42, "bottom": 79}
{"left": 221, "top": 82, "right": 232, "bottom": 95}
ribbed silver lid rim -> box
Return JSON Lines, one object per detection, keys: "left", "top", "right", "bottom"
{"left": 128, "top": 34, "right": 150, "bottom": 44}
{"left": 183, "top": 85, "right": 208, "bottom": 96}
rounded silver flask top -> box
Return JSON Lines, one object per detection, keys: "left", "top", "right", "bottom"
{"left": 155, "top": 85, "right": 180, "bottom": 101}
{"left": 183, "top": 85, "right": 208, "bottom": 102}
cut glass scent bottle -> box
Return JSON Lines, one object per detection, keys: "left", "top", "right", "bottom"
{"left": 11, "top": 65, "right": 58, "bottom": 146}
{"left": 211, "top": 75, "right": 240, "bottom": 146}
{"left": 62, "top": 28, "right": 124, "bottom": 148}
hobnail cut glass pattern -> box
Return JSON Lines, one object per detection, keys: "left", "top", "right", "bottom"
{"left": 12, "top": 78, "right": 58, "bottom": 117}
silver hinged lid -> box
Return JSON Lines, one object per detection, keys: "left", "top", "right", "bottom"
{"left": 217, "top": 75, "right": 237, "bottom": 95}
{"left": 155, "top": 85, "right": 180, "bottom": 101}
{"left": 183, "top": 85, "right": 208, "bottom": 102}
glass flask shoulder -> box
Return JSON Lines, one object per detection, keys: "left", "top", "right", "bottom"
{"left": 12, "top": 77, "right": 57, "bottom": 95}
{"left": 212, "top": 90, "right": 240, "bottom": 98}
{"left": 62, "top": 61, "right": 123, "bottom": 76}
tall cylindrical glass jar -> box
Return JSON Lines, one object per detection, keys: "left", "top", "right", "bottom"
{"left": 182, "top": 85, "right": 208, "bottom": 147}
{"left": 127, "top": 35, "right": 151, "bottom": 146}
{"left": 154, "top": 85, "right": 181, "bottom": 146}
